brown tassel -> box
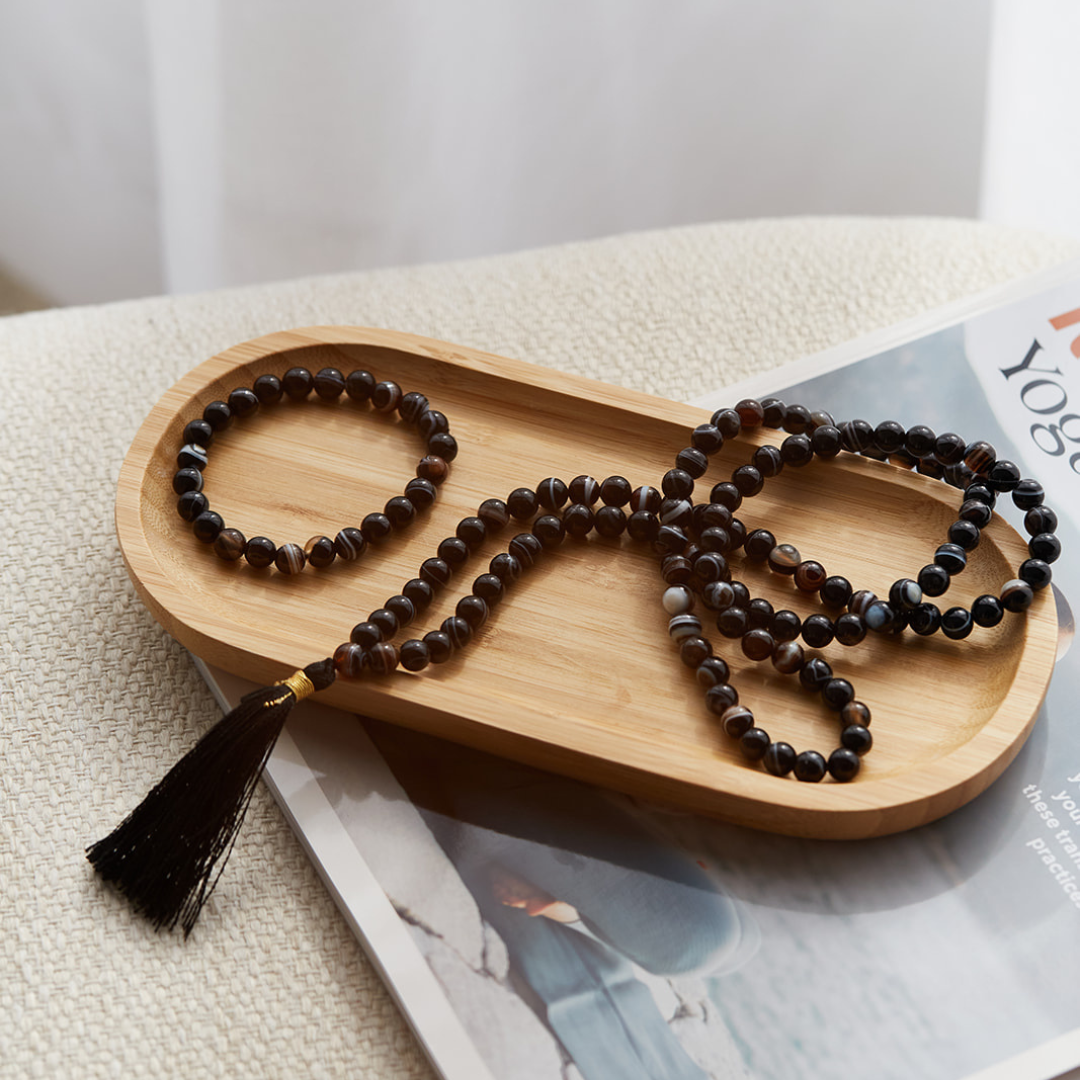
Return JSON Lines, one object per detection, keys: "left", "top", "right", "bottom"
{"left": 87, "top": 658, "right": 336, "bottom": 936}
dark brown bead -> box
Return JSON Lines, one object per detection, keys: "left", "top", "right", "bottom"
{"left": 533, "top": 514, "right": 566, "bottom": 548}
{"left": 403, "top": 578, "right": 435, "bottom": 611}
{"left": 752, "top": 445, "right": 783, "bottom": 477}
{"left": 721, "top": 705, "right": 754, "bottom": 739}
{"left": 399, "top": 639, "right": 430, "bottom": 672}
{"left": 173, "top": 467, "right": 203, "bottom": 495}
{"left": 177, "top": 443, "right": 209, "bottom": 471}
{"left": 537, "top": 477, "right": 569, "bottom": 511}
{"left": 350, "top": 621, "right": 382, "bottom": 648}
{"left": 416, "top": 409, "right": 448, "bottom": 439}
{"left": 742, "top": 629, "right": 775, "bottom": 662}
{"left": 489, "top": 553, "right": 522, "bottom": 583}
{"left": 183, "top": 419, "right": 214, "bottom": 449}
{"left": 404, "top": 477, "right": 437, "bottom": 510}
{"left": 385, "top": 496, "right": 417, "bottom": 529}
{"left": 441, "top": 616, "right": 472, "bottom": 650}
{"left": 695, "top": 656, "right": 730, "bottom": 688}
{"left": 628, "top": 485, "right": 662, "bottom": 513}
{"left": 438, "top": 537, "right": 470, "bottom": 567}
{"left": 385, "top": 595, "right": 416, "bottom": 627}
{"left": 456, "top": 595, "right": 489, "bottom": 628}
{"left": 244, "top": 535, "right": 276, "bottom": 568}
{"left": 345, "top": 369, "right": 375, "bottom": 401}
{"left": 202, "top": 400, "right": 232, "bottom": 431}
{"left": 367, "top": 608, "right": 399, "bottom": 638}
{"left": 416, "top": 455, "right": 449, "bottom": 485}
{"left": 594, "top": 506, "right": 627, "bottom": 537}
{"left": 745, "top": 529, "right": 777, "bottom": 560}
{"left": 371, "top": 380, "right": 402, "bottom": 412}
{"left": 213, "top": 528, "right": 246, "bottom": 562}
{"left": 507, "top": 488, "right": 539, "bottom": 520}
{"left": 423, "top": 631, "right": 453, "bottom": 664}
{"left": 304, "top": 534, "right": 336, "bottom": 569}
{"left": 771, "top": 640, "right": 804, "bottom": 674}
{"left": 732, "top": 465, "right": 764, "bottom": 497}
{"left": 334, "top": 527, "right": 366, "bottom": 561}
{"left": 253, "top": 374, "right": 283, "bottom": 404}
{"left": 428, "top": 432, "right": 458, "bottom": 461}
{"left": 361, "top": 512, "right": 392, "bottom": 544}
{"left": 275, "top": 542, "right": 306, "bottom": 574}
{"left": 568, "top": 475, "right": 601, "bottom": 505}
{"left": 675, "top": 447, "right": 708, "bottom": 479}
{"left": 419, "top": 557, "right": 453, "bottom": 587}
{"left": 599, "top": 475, "right": 632, "bottom": 506}
{"left": 368, "top": 641, "right": 399, "bottom": 675}
{"left": 705, "top": 683, "right": 739, "bottom": 714}
{"left": 626, "top": 510, "right": 659, "bottom": 542}
{"left": 680, "top": 636, "right": 713, "bottom": 668}
{"left": 739, "top": 728, "right": 771, "bottom": 761}
{"left": 661, "top": 555, "right": 693, "bottom": 585}
{"left": 841, "top": 700, "right": 872, "bottom": 728}
{"left": 313, "top": 368, "right": 346, "bottom": 400}
{"left": 963, "top": 440, "right": 996, "bottom": 476}
{"left": 456, "top": 516, "right": 487, "bottom": 548}
{"left": 192, "top": 511, "right": 224, "bottom": 543}
{"left": 398, "top": 391, "right": 429, "bottom": 423}
{"left": 477, "top": 498, "right": 511, "bottom": 532}
{"left": 767, "top": 544, "right": 801, "bottom": 575}
{"left": 282, "top": 367, "right": 313, "bottom": 399}
{"left": 735, "top": 398, "right": 765, "bottom": 427}
{"left": 333, "top": 642, "right": 367, "bottom": 679}
{"left": 227, "top": 387, "right": 259, "bottom": 418}
{"left": 508, "top": 533, "right": 543, "bottom": 567}
{"left": 794, "top": 560, "right": 827, "bottom": 592}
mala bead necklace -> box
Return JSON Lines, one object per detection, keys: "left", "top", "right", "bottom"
{"left": 88, "top": 377, "right": 1058, "bottom": 934}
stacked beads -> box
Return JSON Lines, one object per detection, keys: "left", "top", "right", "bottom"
{"left": 174, "top": 365, "right": 454, "bottom": 574}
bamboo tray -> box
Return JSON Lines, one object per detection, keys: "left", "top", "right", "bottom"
{"left": 116, "top": 326, "right": 1058, "bottom": 839}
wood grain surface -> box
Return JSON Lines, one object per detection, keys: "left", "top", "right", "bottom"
{"left": 115, "top": 327, "right": 1058, "bottom": 839}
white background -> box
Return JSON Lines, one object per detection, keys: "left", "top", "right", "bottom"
{"left": 0, "top": 0, "right": 1069, "bottom": 306}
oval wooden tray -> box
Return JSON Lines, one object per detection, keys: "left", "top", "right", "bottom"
{"left": 116, "top": 326, "right": 1058, "bottom": 839}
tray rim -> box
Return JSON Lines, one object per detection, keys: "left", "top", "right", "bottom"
{"left": 115, "top": 325, "right": 1059, "bottom": 839}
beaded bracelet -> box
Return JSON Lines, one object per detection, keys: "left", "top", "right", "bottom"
{"left": 88, "top": 375, "right": 1060, "bottom": 934}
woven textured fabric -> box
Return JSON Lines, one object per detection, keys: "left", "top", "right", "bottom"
{"left": 2, "top": 217, "right": 1077, "bottom": 1080}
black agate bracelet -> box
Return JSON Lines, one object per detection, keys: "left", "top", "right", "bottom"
{"left": 174, "top": 365, "right": 455, "bottom": 574}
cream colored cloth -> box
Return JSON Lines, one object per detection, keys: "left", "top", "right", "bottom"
{"left": 2, "top": 218, "right": 1077, "bottom": 1080}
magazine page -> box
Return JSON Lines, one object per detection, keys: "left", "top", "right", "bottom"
{"left": 198, "top": 262, "right": 1080, "bottom": 1080}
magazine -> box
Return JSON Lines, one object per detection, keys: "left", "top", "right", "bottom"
{"left": 199, "top": 259, "right": 1080, "bottom": 1080}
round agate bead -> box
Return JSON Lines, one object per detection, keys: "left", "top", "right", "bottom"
{"left": 696, "top": 656, "right": 730, "bottom": 688}
{"left": 763, "top": 742, "right": 796, "bottom": 777}
{"left": 213, "top": 528, "right": 246, "bottom": 562}
{"left": 827, "top": 747, "right": 861, "bottom": 782}
{"left": 720, "top": 705, "right": 754, "bottom": 739}
{"left": 244, "top": 535, "right": 276, "bottom": 568}
{"left": 274, "top": 542, "right": 306, "bottom": 574}
{"left": 739, "top": 728, "right": 771, "bottom": 761}
{"left": 333, "top": 642, "right": 367, "bottom": 679}
{"left": 793, "top": 750, "right": 827, "bottom": 782}
{"left": 732, "top": 465, "right": 764, "bottom": 497}
{"left": 767, "top": 544, "right": 800, "bottom": 575}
